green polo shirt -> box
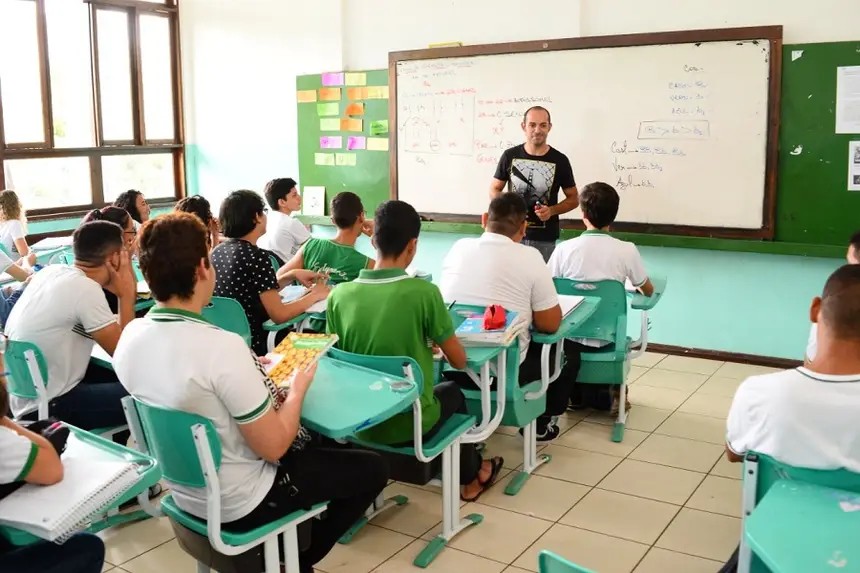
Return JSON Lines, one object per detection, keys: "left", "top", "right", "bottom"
{"left": 326, "top": 267, "right": 454, "bottom": 444}
{"left": 303, "top": 238, "right": 370, "bottom": 285}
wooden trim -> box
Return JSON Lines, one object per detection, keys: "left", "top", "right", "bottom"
{"left": 388, "top": 26, "right": 783, "bottom": 241}
{"left": 130, "top": 7, "right": 146, "bottom": 144}
{"left": 647, "top": 343, "right": 801, "bottom": 370}
{"left": 2, "top": 144, "right": 181, "bottom": 159}
{"left": 89, "top": 155, "right": 105, "bottom": 205}
{"left": 90, "top": 4, "right": 105, "bottom": 146}
{"left": 170, "top": 10, "right": 185, "bottom": 148}
{"left": 84, "top": 0, "right": 177, "bottom": 13}
{"left": 27, "top": 196, "right": 176, "bottom": 221}
{"left": 35, "top": 0, "right": 55, "bottom": 148}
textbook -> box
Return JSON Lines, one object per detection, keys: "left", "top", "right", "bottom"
{"left": 266, "top": 332, "right": 339, "bottom": 387}
{"left": 455, "top": 308, "right": 526, "bottom": 347}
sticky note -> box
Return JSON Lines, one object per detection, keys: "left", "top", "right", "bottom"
{"left": 320, "top": 136, "right": 343, "bottom": 149}
{"left": 335, "top": 153, "right": 357, "bottom": 166}
{"left": 319, "top": 88, "right": 341, "bottom": 101}
{"left": 314, "top": 153, "right": 335, "bottom": 166}
{"left": 366, "top": 86, "right": 389, "bottom": 99}
{"left": 366, "top": 137, "right": 389, "bottom": 151}
{"left": 345, "top": 72, "right": 367, "bottom": 86}
{"left": 369, "top": 120, "right": 389, "bottom": 136}
{"left": 296, "top": 90, "right": 317, "bottom": 103}
{"left": 345, "top": 102, "right": 365, "bottom": 116}
{"left": 347, "top": 87, "right": 367, "bottom": 100}
{"left": 320, "top": 118, "right": 340, "bottom": 131}
{"left": 347, "top": 136, "right": 366, "bottom": 150}
{"left": 321, "top": 72, "right": 344, "bottom": 86}
{"left": 341, "top": 118, "right": 363, "bottom": 132}
{"left": 316, "top": 102, "right": 339, "bottom": 116}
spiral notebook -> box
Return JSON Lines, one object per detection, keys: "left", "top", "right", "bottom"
{"left": 0, "top": 437, "right": 141, "bottom": 542}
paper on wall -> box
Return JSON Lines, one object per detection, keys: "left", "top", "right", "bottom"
{"left": 303, "top": 186, "right": 326, "bottom": 216}
{"left": 849, "top": 141, "right": 860, "bottom": 192}
{"left": 836, "top": 66, "right": 860, "bottom": 134}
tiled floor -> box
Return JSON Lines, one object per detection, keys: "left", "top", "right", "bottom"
{"left": 100, "top": 353, "right": 778, "bottom": 573}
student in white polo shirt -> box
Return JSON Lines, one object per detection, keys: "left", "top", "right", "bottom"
{"left": 440, "top": 193, "right": 576, "bottom": 441}
{"left": 0, "top": 248, "right": 35, "bottom": 328}
{"left": 258, "top": 178, "right": 310, "bottom": 263}
{"left": 4, "top": 221, "right": 137, "bottom": 441}
{"left": 114, "top": 213, "right": 387, "bottom": 573}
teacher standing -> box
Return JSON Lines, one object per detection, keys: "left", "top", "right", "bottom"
{"left": 489, "top": 106, "right": 579, "bottom": 262}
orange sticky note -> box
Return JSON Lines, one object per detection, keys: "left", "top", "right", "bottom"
{"left": 345, "top": 102, "right": 364, "bottom": 116}
{"left": 319, "top": 88, "right": 341, "bottom": 101}
{"left": 340, "top": 118, "right": 363, "bottom": 132}
{"left": 347, "top": 87, "right": 367, "bottom": 100}
{"left": 296, "top": 90, "right": 317, "bottom": 103}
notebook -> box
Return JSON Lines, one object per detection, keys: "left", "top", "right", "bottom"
{"left": 455, "top": 309, "right": 527, "bottom": 347}
{"left": 0, "top": 437, "right": 141, "bottom": 542}
{"left": 559, "top": 294, "right": 586, "bottom": 317}
{"left": 279, "top": 285, "right": 331, "bottom": 314}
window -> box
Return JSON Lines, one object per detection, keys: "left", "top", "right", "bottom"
{"left": 0, "top": 0, "right": 183, "bottom": 218}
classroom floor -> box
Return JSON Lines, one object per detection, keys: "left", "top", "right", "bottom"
{"left": 100, "top": 352, "right": 780, "bottom": 573}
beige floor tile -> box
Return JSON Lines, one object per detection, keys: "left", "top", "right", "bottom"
{"left": 635, "top": 369, "right": 707, "bottom": 393}
{"left": 585, "top": 405, "right": 672, "bottom": 432}
{"left": 371, "top": 483, "right": 447, "bottom": 538}
{"left": 557, "top": 421, "right": 649, "bottom": 457}
{"left": 656, "top": 508, "right": 741, "bottom": 561}
{"left": 103, "top": 565, "right": 113, "bottom": 572}
{"left": 483, "top": 433, "right": 545, "bottom": 470}
{"left": 372, "top": 539, "right": 507, "bottom": 572}
{"left": 655, "top": 412, "right": 727, "bottom": 445}
{"left": 629, "top": 434, "right": 724, "bottom": 472}
{"left": 632, "top": 352, "right": 666, "bottom": 368}
{"left": 626, "top": 365, "right": 650, "bottom": 384}
{"left": 633, "top": 547, "right": 723, "bottom": 573}
{"left": 629, "top": 384, "right": 692, "bottom": 410}
{"left": 710, "top": 455, "right": 742, "bottom": 479}
{"left": 502, "top": 568, "right": 532, "bottom": 573}
{"left": 514, "top": 524, "right": 649, "bottom": 573}
{"left": 480, "top": 474, "right": 589, "bottom": 521}
{"left": 654, "top": 355, "right": 724, "bottom": 376}
{"left": 120, "top": 539, "right": 195, "bottom": 573}
{"left": 714, "top": 362, "right": 781, "bottom": 380}
{"left": 495, "top": 424, "right": 519, "bottom": 437}
{"left": 534, "top": 444, "right": 623, "bottom": 486}
{"left": 679, "top": 394, "right": 734, "bottom": 419}
{"left": 697, "top": 376, "right": 743, "bottom": 398}
{"left": 599, "top": 459, "right": 705, "bottom": 505}
{"left": 686, "top": 475, "right": 742, "bottom": 517}
{"left": 422, "top": 503, "right": 551, "bottom": 564}
{"left": 317, "top": 525, "right": 413, "bottom": 573}
{"left": 99, "top": 516, "right": 175, "bottom": 566}
{"left": 560, "top": 488, "right": 680, "bottom": 544}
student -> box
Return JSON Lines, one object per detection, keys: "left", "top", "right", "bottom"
{"left": 805, "top": 230, "right": 860, "bottom": 363}
{"left": 80, "top": 207, "right": 140, "bottom": 314}
{"left": 0, "top": 249, "right": 36, "bottom": 328}
{"left": 114, "top": 212, "right": 388, "bottom": 573}
{"left": 0, "top": 190, "right": 35, "bottom": 264}
{"left": 113, "top": 189, "right": 151, "bottom": 227}
{"left": 439, "top": 193, "right": 575, "bottom": 441}
{"left": 258, "top": 178, "right": 310, "bottom": 262}
{"left": 326, "top": 200, "right": 504, "bottom": 502}
{"left": 212, "top": 190, "right": 328, "bottom": 355}
{"left": 4, "top": 221, "right": 136, "bottom": 437}
{"left": 175, "top": 195, "right": 221, "bottom": 249}
{"left": 277, "top": 191, "right": 373, "bottom": 286}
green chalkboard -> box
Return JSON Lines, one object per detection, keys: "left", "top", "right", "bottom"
{"left": 296, "top": 70, "right": 390, "bottom": 217}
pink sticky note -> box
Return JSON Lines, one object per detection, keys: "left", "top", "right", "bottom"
{"left": 320, "top": 136, "right": 343, "bottom": 149}
{"left": 347, "top": 136, "right": 366, "bottom": 150}
{"left": 321, "top": 72, "right": 344, "bottom": 86}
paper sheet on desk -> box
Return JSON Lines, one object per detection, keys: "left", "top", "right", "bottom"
{"left": 279, "top": 285, "right": 328, "bottom": 314}
{"left": 558, "top": 295, "right": 585, "bottom": 317}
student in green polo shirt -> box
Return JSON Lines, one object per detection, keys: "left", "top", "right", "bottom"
{"left": 326, "top": 200, "right": 504, "bottom": 502}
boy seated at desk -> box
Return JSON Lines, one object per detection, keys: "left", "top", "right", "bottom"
{"left": 114, "top": 212, "right": 388, "bottom": 573}
{"left": 439, "top": 193, "right": 576, "bottom": 442}
{"left": 547, "top": 181, "right": 653, "bottom": 413}
{"left": 326, "top": 200, "right": 504, "bottom": 502}
{"left": 258, "top": 178, "right": 310, "bottom": 263}
{"left": 277, "top": 191, "right": 374, "bottom": 286}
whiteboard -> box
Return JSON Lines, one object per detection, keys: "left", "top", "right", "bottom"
{"left": 394, "top": 39, "right": 773, "bottom": 230}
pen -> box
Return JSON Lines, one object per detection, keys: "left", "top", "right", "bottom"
{"left": 447, "top": 300, "right": 456, "bottom": 311}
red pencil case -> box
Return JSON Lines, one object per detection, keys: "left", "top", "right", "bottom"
{"left": 483, "top": 304, "right": 507, "bottom": 330}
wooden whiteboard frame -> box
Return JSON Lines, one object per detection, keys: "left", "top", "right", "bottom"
{"left": 388, "top": 26, "right": 783, "bottom": 240}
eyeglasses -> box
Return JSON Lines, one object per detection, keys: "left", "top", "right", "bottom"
{"left": 261, "top": 207, "right": 269, "bottom": 213}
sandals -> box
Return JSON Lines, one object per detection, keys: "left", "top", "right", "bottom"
{"left": 460, "top": 456, "right": 504, "bottom": 502}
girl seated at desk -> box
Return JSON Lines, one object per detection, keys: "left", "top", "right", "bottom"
{"left": 0, "top": 190, "right": 36, "bottom": 267}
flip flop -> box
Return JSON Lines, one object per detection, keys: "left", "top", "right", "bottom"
{"left": 461, "top": 456, "right": 504, "bottom": 503}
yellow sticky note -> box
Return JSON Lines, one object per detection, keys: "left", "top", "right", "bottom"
{"left": 366, "top": 137, "right": 389, "bottom": 151}
{"left": 347, "top": 87, "right": 367, "bottom": 100}
{"left": 335, "top": 153, "right": 357, "bottom": 166}
{"left": 320, "top": 118, "right": 340, "bottom": 131}
{"left": 296, "top": 90, "right": 317, "bottom": 103}
{"left": 319, "top": 88, "right": 341, "bottom": 101}
{"left": 314, "top": 153, "right": 335, "bottom": 166}
{"left": 340, "top": 118, "right": 363, "bottom": 132}
{"left": 345, "top": 72, "right": 367, "bottom": 86}
{"left": 366, "top": 86, "right": 389, "bottom": 99}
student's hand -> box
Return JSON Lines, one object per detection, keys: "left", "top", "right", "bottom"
{"left": 288, "top": 361, "right": 318, "bottom": 397}
{"left": 106, "top": 250, "right": 136, "bottom": 299}
{"left": 308, "top": 280, "right": 330, "bottom": 302}
{"left": 535, "top": 203, "right": 553, "bottom": 222}
{"left": 25, "top": 252, "right": 37, "bottom": 267}
{"left": 294, "top": 269, "right": 325, "bottom": 287}
{"left": 361, "top": 220, "right": 374, "bottom": 237}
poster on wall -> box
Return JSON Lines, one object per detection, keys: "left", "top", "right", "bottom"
{"left": 303, "top": 186, "right": 326, "bottom": 215}
{"left": 836, "top": 66, "right": 860, "bottom": 134}
{"left": 849, "top": 141, "right": 860, "bottom": 192}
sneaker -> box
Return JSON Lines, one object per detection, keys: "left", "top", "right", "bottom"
{"left": 518, "top": 422, "right": 560, "bottom": 442}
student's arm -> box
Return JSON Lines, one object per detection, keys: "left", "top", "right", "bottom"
{"left": 84, "top": 256, "right": 135, "bottom": 356}
{"left": 533, "top": 306, "right": 562, "bottom": 334}
{"left": 531, "top": 262, "right": 562, "bottom": 333}
{"left": 3, "top": 263, "right": 30, "bottom": 283}
{"left": 260, "top": 281, "right": 329, "bottom": 324}
{"left": 438, "top": 334, "right": 467, "bottom": 370}
{"left": 724, "top": 381, "right": 757, "bottom": 463}
{"left": 427, "top": 287, "right": 466, "bottom": 369}
{"left": 13, "top": 238, "right": 30, "bottom": 258}
{"left": 276, "top": 248, "right": 305, "bottom": 287}
{"left": 0, "top": 419, "right": 63, "bottom": 485}
{"left": 627, "top": 244, "right": 654, "bottom": 297}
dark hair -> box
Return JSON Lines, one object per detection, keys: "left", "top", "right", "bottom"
{"left": 138, "top": 212, "right": 210, "bottom": 302}
{"left": 219, "top": 190, "right": 266, "bottom": 238}
{"left": 73, "top": 220, "right": 124, "bottom": 265}
{"left": 175, "top": 195, "right": 214, "bottom": 227}
{"left": 486, "top": 193, "right": 528, "bottom": 237}
{"left": 113, "top": 190, "right": 144, "bottom": 223}
{"left": 523, "top": 106, "right": 551, "bottom": 124}
{"left": 374, "top": 200, "right": 420, "bottom": 258}
{"left": 263, "top": 178, "right": 298, "bottom": 211}
{"left": 81, "top": 206, "right": 131, "bottom": 230}
{"left": 850, "top": 230, "right": 860, "bottom": 253}
{"left": 579, "top": 182, "right": 620, "bottom": 229}
{"left": 331, "top": 191, "right": 364, "bottom": 229}
{"left": 820, "top": 264, "right": 860, "bottom": 340}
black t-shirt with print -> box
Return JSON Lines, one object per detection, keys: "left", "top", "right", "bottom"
{"left": 493, "top": 144, "right": 576, "bottom": 242}
{"left": 211, "top": 239, "right": 279, "bottom": 356}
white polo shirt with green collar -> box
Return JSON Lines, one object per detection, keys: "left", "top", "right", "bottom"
{"left": 113, "top": 307, "right": 278, "bottom": 523}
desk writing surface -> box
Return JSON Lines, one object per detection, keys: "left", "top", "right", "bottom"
{"left": 532, "top": 296, "right": 601, "bottom": 345}
{"left": 629, "top": 275, "right": 667, "bottom": 311}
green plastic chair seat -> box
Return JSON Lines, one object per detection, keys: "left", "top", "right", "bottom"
{"left": 350, "top": 413, "right": 475, "bottom": 458}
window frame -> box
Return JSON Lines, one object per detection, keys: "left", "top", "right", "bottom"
{"left": 0, "top": 0, "right": 184, "bottom": 220}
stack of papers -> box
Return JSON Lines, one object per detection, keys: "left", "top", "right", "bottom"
{"left": 559, "top": 295, "right": 585, "bottom": 317}
{"left": 455, "top": 309, "right": 527, "bottom": 347}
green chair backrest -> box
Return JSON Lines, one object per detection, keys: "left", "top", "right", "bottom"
{"left": 4, "top": 340, "right": 49, "bottom": 401}
{"left": 538, "top": 550, "right": 595, "bottom": 573}
{"left": 328, "top": 347, "right": 424, "bottom": 393}
{"left": 748, "top": 452, "right": 860, "bottom": 503}
{"left": 269, "top": 254, "right": 281, "bottom": 273}
{"left": 553, "top": 278, "right": 628, "bottom": 344}
{"left": 201, "top": 296, "right": 252, "bottom": 344}
{"left": 132, "top": 397, "right": 222, "bottom": 488}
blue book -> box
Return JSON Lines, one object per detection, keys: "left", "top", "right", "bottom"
{"left": 455, "top": 309, "right": 523, "bottom": 342}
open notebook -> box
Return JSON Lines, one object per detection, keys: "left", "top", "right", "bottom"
{"left": 0, "top": 435, "right": 141, "bottom": 542}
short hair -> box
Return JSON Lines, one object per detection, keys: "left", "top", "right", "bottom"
{"left": 486, "top": 193, "right": 528, "bottom": 237}
{"left": 820, "top": 264, "right": 860, "bottom": 340}
{"left": 523, "top": 106, "right": 551, "bottom": 124}
{"left": 175, "top": 195, "right": 214, "bottom": 227}
{"left": 579, "top": 182, "right": 620, "bottom": 228}
{"left": 331, "top": 191, "right": 364, "bottom": 229}
{"left": 73, "top": 220, "right": 124, "bottom": 266}
{"left": 219, "top": 189, "right": 266, "bottom": 238}
{"left": 263, "top": 178, "right": 298, "bottom": 211}
{"left": 138, "top": 212, "right": 210, "bottom": 302}
{"left": 374, "top": 200, "right": 420, "bottom": 258}
{"left": 113, "top": 190, "right": 144, "bottom": 223}
{"left": 850, "top": 230, "right": 860, "bottom": 253}
{"left": 81, "top": 206, "right": 131, "bottom": 230}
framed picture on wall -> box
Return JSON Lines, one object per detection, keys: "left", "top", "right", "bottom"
{"left": 302, "top": 186, "right": 326, "bottom": 216}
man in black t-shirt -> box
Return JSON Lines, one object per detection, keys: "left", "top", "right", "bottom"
{"left": 490, "top": 106, "right": 578, "bottom": 261}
